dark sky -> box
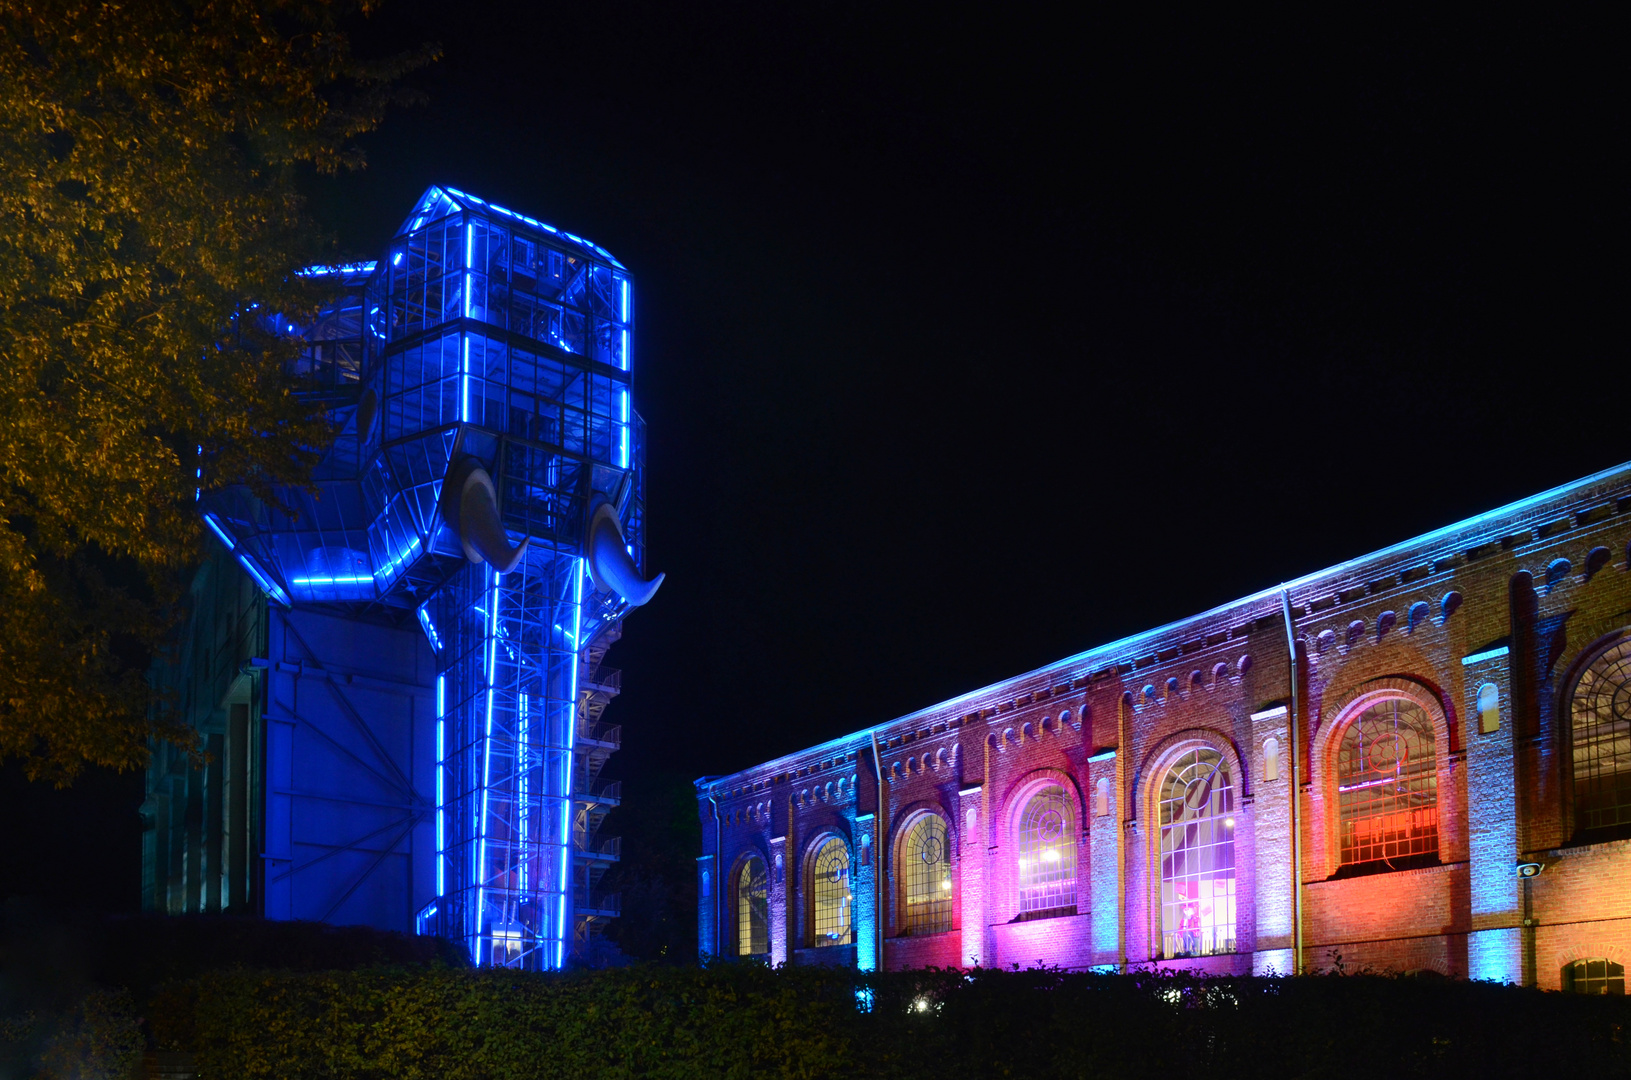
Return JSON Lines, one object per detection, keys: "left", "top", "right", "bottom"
{"left": 5, "top": 6, "right": 1622, "bottom": 912}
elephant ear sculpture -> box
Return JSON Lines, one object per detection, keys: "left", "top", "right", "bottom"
{"left": 439, "top": 456, "right": 530, "bottom": 573}
{"left": 585, "top": 494, "right": 664, "bottom": 607}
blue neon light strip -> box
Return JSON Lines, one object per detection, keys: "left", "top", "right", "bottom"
{"left": 436, "top": 674, "right": 446, "bottom": 897}
{"left": 442, "top": 186, "right": 626, "bottom": 268}
{"left": 1462, "top": 645, "right": 1511, "bottom": 666}
{"left": 419, "top": 606, "right": 444, "bottom": 652}
{"left": 289, "top": 574, "right": 373, "bottom": 586}
{"left": 560, "top": 557, "right": 583, "bottom": 969}
{"left": 377, "top": 536, "right": 423, "bottom": 579}
{"left": 236, "top": 553, "right": 291, "bottom": 607}
{"left": 295, "top": 262, "right": 379, "bottom": 278}
{"left": 202, "top": 513, "right": 236, "bottom": 551}
{"left": 1088, "top": 750, "right": 1117, "bottom": 763}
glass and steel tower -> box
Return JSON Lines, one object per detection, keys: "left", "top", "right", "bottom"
{"left": 177, "top": 187, "right": 659, "bottom": 969}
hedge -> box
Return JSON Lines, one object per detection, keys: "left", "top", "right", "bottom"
{"left": 150, "top": 964, "right": 1631, "bottom": 1080}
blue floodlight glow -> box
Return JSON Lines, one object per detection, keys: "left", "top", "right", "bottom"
{"left": 618, "top": 389, "right": 629, "bottom": 469}
{"left": 295, "top": 262, "right": 378, "bottom": 278}
{"left": 289, "top": 574, "right": 373, "bottom": 586}
{"left": 202, "top": 513, "right": 236, "bottom": 551}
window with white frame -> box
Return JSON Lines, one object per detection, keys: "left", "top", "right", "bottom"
{"left": 1158, "top": 747, "right": 1237, "bottom": 958}
{"left": 1017, "top": 785, "right": 1076, "bottom": 918}
{"left": 899, "top": 814, "right": 952, "bottom": 935}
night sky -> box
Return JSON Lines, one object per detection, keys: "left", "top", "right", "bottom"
{"left": 3, "top": 8, "right": 1621, "bottom": 920}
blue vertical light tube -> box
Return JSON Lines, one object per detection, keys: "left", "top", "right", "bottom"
{"left": 435, "top": 675, "right": 446, "bottom": 896}
{"left": 557, "top": 558, "right": 583, "bottom": 968}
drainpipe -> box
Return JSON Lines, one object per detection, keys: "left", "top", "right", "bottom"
{"left": 1279, "top": 588, "right": 1305, "bottom": 976}
{"left": 707, "top": 789, "right": 723, "bottom": 959}
{"left": 869, "top": 728, "right": 886, "bottom": 973}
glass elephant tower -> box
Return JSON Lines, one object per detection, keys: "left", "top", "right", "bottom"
{"left": 145, "top": 187, "right": 660, "bottom": 970}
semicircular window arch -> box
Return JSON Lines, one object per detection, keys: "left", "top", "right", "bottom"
{"left": 897, "top": 814, "right": 953, "bottom": 935}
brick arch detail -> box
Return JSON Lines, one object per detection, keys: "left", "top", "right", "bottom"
{"left": 1552, "top": 939, "right": 1628, "bottom": 972}
{"left": 1555, "top": 625, "right": 1631, "bottom": 717}
{"left": 996, "top": 767, "right": 1086, "bottom": 841}
{"left": 1319, "top": 674, "right": 1458, "bottom": 756}
{"left": 1133, "top": 726, "right": 1249, "bottom": 823}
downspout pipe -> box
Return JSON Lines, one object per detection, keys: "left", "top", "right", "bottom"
{"left": 869, "top": 728, "right": 886, "bottom": 973}
{"left": 1279, "top": 588, "right": 1305, "bottom": 976}
{"left": 706, "top": 788, "right": 723, "bottom": 959}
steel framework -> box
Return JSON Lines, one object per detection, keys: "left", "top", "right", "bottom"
{"left": 184, "top": 187, "right": 654, "bottom": 968}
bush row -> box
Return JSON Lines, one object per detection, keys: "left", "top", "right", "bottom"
{"left": 149, "top": 963, "right": 1631, "bottom": 1080}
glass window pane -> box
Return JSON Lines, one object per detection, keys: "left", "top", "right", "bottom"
{"left": 1159, "top": 748, "right": 1237, "bottom": 958}
{"left": 900, "top": 816, "right": 952, "bottom": 935}
{"left": 1017, "top": 785, "right": 1076, "bottom": 917}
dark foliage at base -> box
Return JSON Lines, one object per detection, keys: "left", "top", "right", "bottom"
{"left": 144, "top": 963, "right": 1629, "bottom": 1080}
{"left": 0, "top": 906, "right": 462, "bottom": 1078}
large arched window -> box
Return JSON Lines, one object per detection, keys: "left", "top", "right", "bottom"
{"left": 898, "top": 814, "right": 952, "bottom": 935}
{"left": 1563, "top": 958, "right": 1625, "bottom": 995}
{"left": 1017, "top": 784, "right": 1076, "bottom": 918}
{"left": 736, "top": 856, "right": 768, "bottom": 957}
{"left": 808, "top": 836, "right": 852, "bottom": 947}
{"left": 1158, "top": 747, "right": 1236, "bottom": 958}
{"left": 1572, "top": 639, "right": 1631, "bottom": 838}
{"left": 1335, "top": 698, "right": 1438, "bottom": 873}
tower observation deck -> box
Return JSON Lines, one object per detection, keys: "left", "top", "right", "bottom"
{"left": 144, "top": 187, "right": 660, "bottom": 969}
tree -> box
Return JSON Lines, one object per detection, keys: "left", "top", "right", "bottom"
{"left": 0, "top": 0, "right": 434, "bottom": 783}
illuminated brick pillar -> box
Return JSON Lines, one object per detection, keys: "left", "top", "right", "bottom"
{"left": 958, "top": 787, "right": 984, "bottom": 967}
{"left": 1250, "top": 705, "right": 1295, "bottom": 975}
{"left": 1123, "top": 818, "right": 1151, "bottom": 963}
{"left": 853, "top": 813, "right": 877, "bottom": 970}
{"left": 1086, "top": 754, "right": 1120, "bottom": 968}
{"left": 1465, "top": 652, "right": 1522, "bottom": 983}
{"left": 768, "top": 834, "right": 789, "bottom": 966}
{"left": 696, "top": 853, "right": 717, "bottom": 959}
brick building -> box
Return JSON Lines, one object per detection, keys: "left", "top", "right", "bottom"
{"left": 695, "top": 461, "right": 1631, "bottom": 991}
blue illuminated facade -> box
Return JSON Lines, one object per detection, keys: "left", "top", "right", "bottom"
{"left": 144, "top": 188, "right": 657, "bottom": 969}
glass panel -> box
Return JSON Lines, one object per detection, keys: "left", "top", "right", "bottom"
{"left": 1573, "top": 641, "right": 1631, "bottom": 832}
{"left": 1337, "top": 699, "right": 1438, "bottom": 867}
{"left": 901, "top": 816, "right": 952, "bottom": 935}
{"left": 1159, "top": 748, "right": 1237, "bottom": 958}
{"left": 1565, "top": 958, "right": 1626, "bottom": 995}
{"left": 737, "top": 858, "right": 768, "bottom": 956}
{"left": 1017, "top": 785, "right": 1076, "bottom": 917}
{"left": 810, "top": 837, "right": 852, "bottom": 947}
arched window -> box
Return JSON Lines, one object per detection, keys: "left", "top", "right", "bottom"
{"left": 1477, "top": 683, "right": 1500, "bottom": 734}
{"left": 1017, "top": 784, "right": 1076, "bottom": 918}
{"left": 808, "top": 836, "right": 852, "bottom": 947}
{"left": 1572, "top": 639, "right": 1631, "bottom": 838}
{"left": 1336, "top": 698, "right": 1438, "bottom": 872}
{"left": 1262, "top": 737, "right": 1280, "bottom": 783}
{"left": 1563, "top": 958, "right": 1625, "bottom": 995}
{"left": 1158, "top": 747, "right": 1237, "bottom": 958}
{"left": 898, "top": 815, "right": 952, "bottom": 935}
{"left": 736, "top": 856, "right": 768, "bottom": 957}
